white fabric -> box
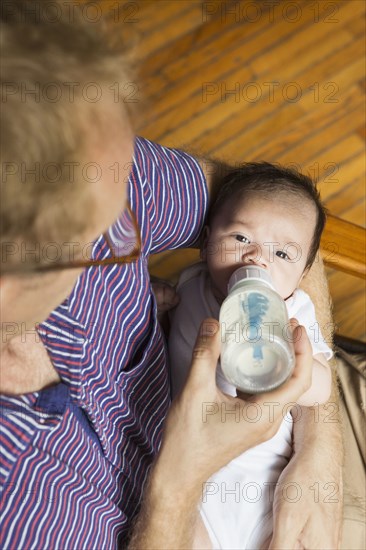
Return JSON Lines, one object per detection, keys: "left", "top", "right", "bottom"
{"left": 169, "top": 262, "right": 332, "bottom": 549}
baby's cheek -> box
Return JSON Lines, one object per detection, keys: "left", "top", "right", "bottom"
{"left": 271, "top": 273, "right": 290, "bottom": 300}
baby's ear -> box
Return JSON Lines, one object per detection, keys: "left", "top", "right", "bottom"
{"left": 200, "top": 226, "right": 210, "bottom": 260}
{"left": 298, "top": 265, "right": 310, "bottom": 285}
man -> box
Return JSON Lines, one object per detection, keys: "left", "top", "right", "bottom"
{"left": 0, "top": 2, "right": 342, "bottom": 548}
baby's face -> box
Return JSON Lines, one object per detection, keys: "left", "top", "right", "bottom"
{"left": 203, "top": 193, "right": 316, "bottom": 301}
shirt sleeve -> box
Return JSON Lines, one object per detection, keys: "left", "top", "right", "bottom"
{"left": 286, "top": 289, "right": 333, "bottom": 360}
{"left": 128, "top": 137, "right": 209, "bottom": 255}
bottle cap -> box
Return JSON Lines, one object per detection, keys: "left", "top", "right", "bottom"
{"left": 227, "top": 265, "right": 275, "bottom": 293}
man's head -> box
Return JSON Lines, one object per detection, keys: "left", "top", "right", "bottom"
{"left": 1, "top": 1, "right": 136, "bottom": 331}
{"left": 202, "top": 162, "right": 327, "bottom": 301}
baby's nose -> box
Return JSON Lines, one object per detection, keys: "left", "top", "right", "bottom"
{"left": 241, "top": 242, "right": 268, "bottom": 268}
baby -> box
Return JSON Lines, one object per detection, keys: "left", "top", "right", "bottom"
{"left": 169, "top": 162, "right": 333, "bottom": 549}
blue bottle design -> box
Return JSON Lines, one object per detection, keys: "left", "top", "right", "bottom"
{"left": 243, "top": 293, "right": 269, "bottom": 364}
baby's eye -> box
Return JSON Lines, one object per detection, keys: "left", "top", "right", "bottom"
{"left": 276, "top": 250, "right": 290, "bottom": 260}
{"left": 234, "top": 235, "right": 250, "bottom": 244}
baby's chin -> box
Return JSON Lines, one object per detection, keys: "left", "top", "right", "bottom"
{"left": 282, "top": 290, "right": 296, "bottom": 301}
{"left": 278, "top": 282, "right": 298, "bottom": 301}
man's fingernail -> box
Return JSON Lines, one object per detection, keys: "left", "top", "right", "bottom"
{"left": 200, "top": 321, "right": 219, "bottom": 337}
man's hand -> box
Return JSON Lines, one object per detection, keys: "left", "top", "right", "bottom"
{"left": 270, "top": 407, "right": 343, "bottom": 550}
{"left": 150, "top": 276, "right": 180, "bottom": 316}
{"left": 157, "top": 318, "right": 313, "bottom": 491}
{"left": 130, "top": 318, "right": 314, "bottom": 548}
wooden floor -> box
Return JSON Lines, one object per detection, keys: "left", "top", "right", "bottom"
{"left": 109, "top": 0, "right": 365, "bottom": 340}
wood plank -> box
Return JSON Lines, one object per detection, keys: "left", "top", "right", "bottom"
{"left": 320, "top": 154, "right": 366, "bottom": 206}
{"left": 274, "top": 127, "right": 364, "bottom": 173}
{"left": 148, "top": 0, "right": 353, "bottom": 89}
{"left": 140, "top": 0, "right": 299, "bottom": 84}
{"left": 345, "top": 14, "right": 366, "bottom": 38}
{"left": 325, "top": 172, "right": 366, "bottom": 223}
{"left": 314, "top": 136, "right": 364, "bottom": 185}
{"left": 140, "top": 60, "right": 253, "bottom": 143}
{"left": 340, "top": 201, "right": 366, "bottom": 227}
{"left": 140, "top": 43, "right": 256, "bottom": 131}
{"left": 299, "top": 57, "right": 366, "bottom": 112}
{"left": 321, "top": 215, "right": 366, "bottom": 278}
{"left": 106, "top": 1, "right": 199, "bottom": 37}
{"left": 152, "top": 28, "right": 356, "bottom": 146}
{"left": 134, "top": 1, "right": 199, "bottom": 34}
{"left": 303, "top": 138, "right": 365, "bottom": 212}
{"left": 179, "top": 31, "right": 358, "bottom": 156}
{"left": 247, "top": 3, "right": 360, "bottom": 76}
{"left": 222, "top": 86, "right": 362, "bottom": 163}
{"left": 184, "top": 56, "right": 364, "bottom": 158}
{"left": 358, "top": 76, "right": 366, "bottom": 94}
{"left": 139, "top": 0, "right": 359, "bottom": 110}
{"left": 139, "top": 12, "right": 355, "bottom": 141}
{"left": 133, "top": 3, "right": 207, "bottom": 61}
{"left": 356, "top": 123, "right": 366, "bottom": 141}
{"left": 255, "top": 34, "right": 365, "bottom": 94}
{"left": 327, "top": 269, "right": 365, "bottom": 301}
{"left": 139, "top": 0, "right": 320, "bottom": 113}
{"left": 326, "top": 269, "right": 366, "bottom": 340}
{"left": 138, "top": 0, "right": 252, "bottom": 86}
{"left": 292, "top": 133, "right": 355, "bottom": 181}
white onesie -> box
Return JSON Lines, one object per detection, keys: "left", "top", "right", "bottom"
{"left": 169, "top": 262, "right": 332, "bottom": 549}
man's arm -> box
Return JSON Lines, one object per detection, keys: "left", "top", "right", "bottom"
{"left": 270, "top": 371, "right": 343, "bottom": 549}
{"left": 270, "top": 258, "right": 343, "bottom": 549}
{"left": 197, "top": 157, "right": 233, "bottom": 206}
{"left": 296, "top": 354, "right": 331, "bottom": 406}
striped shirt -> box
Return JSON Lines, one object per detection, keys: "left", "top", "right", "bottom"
{"left": 0, "top": 137, "right": 208, "bottom": 549}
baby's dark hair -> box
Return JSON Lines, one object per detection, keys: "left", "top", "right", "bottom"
{"left": 208, "top": 162, "right": 327, "bottom": 270}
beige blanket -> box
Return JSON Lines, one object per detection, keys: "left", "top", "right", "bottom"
{"left": 336, "top": 348, "right": 366, "bottom": 550}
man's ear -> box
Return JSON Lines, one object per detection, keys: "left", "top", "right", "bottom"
{"left": 200, "top": 226, "right": 210, "bottom": 260}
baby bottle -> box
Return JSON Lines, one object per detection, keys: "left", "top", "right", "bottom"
{"left": 219, "top": 266, "right": 295, "bottom": 393}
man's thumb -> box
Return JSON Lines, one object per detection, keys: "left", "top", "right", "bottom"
{"left": 189, "top": 319, "right": 221, "bottom": 383}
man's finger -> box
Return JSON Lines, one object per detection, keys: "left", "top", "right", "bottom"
{"left": 151, "top": 281, "right": 180, "bottom": 311}
{"left": 289, "top": 322, "right": 313, "bottom": 388}
{"left": 187, "top": 319, "right": 220, "bottom": 387}
{"left": 257, "top": 322, "right": 313, "bottom": 406}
